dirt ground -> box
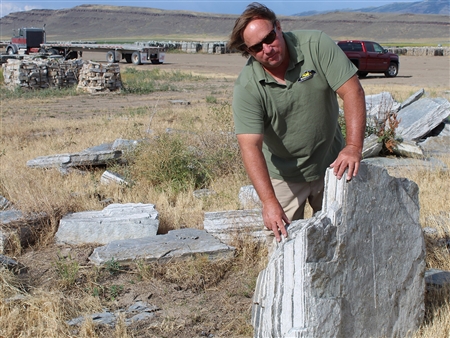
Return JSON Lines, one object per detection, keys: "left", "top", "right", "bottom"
{"left": 9, "top": 52, "right": 450, "bottom": 338}
{"left": 91, "top": 51, "right": 450, "bottom": 88}
{"left": 5, "top": 52, "right": 448, "bottom": 122}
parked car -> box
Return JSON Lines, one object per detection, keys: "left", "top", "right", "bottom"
{"left": 337, "top": 40, "right": 399, "bottom": 78}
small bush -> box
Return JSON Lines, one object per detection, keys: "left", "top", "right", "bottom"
{"left": 53, "top": 253, "right": 80, "bottom": 288}
{"left": 121, "top": 68, "right": 202, "bottom": 94}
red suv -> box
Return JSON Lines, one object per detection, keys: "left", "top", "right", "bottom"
{"left": 337, "top": 40, "right": 399, "bottom": 78}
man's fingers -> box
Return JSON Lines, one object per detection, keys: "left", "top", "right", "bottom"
{"left": 272, "top": 225, "right": 281, "bottom": 242}
{"left": 271, "top": 222, "right": 289, "bottom": 242}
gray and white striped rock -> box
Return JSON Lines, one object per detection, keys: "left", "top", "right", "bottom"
{"left": 363, "top": 156, "right": 447, "bottom": 172}
{"left": 393, "top": 139, "right": 424, "bottom": 158}
{"left": 238, "top": 185, "right": 262, "bottom": 209}
{"left": 100, "top": 170, "right": 129, "bottom": 186}
{"left": 55, "top": 203, "right": 159, "bottom": 245}
{"left": 418, "top": 135, "right": 450, "bottom": 157}
{"left": 396, "top": 97, "right": 450, "bottom": 141}
{"left": 203, "top": 209, "right": 265, "bottom": 245}
{"left": 400, "top": 88, "right": 425, "bottom": 110}
{"left": 89, "top": 228, "right": 235, "bottom": 265}
{"left": 362, "top": 134, "right": 383, "bottom": 158}
{"left": 252, "top": 163, "right": 425, "bottom": 338}
{"left": 26, "top": 138, "right": 141, "bottom": 169}
{"left": 365, "top": 92, "right": 401, "bottom": 127}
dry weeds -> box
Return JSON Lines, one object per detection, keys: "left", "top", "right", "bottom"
{"left": 1, "top": 66, "right": 450, "bottom": 337}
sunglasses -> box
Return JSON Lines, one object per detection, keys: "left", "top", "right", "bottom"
{"left": 246, "top": 26, "right": 277, "bottom": 53}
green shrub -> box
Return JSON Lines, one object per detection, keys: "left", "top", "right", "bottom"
{"left": 53, "top": 253, "right": 79, "bottom": 287}
{"left": 121, "top": 68, "right": 202, "bottom": 94}
{"left": 133, "top": 128, "right": 242, "bottom": 193}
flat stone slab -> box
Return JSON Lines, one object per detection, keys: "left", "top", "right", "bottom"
{"left": 238, "top": 185, "right": 262, "bottom": 209}
{"left": 396, "top": 97, "right": 450, "bottom": 141}
{"left": 0, "top": 210, "right": 46, "bottom": 254}
{"left": 252, "top": 163, "right": 425, "bottom": 338}
{"left": 425, "top": 268, "right": 450, "bottom": 289}
{"left": 26, "top": 142, "right": 122, "bottom": 169}
{"left": 419, "top": 135, "right": 450, "bottom": 156}
{"left": 362, "top": 134, "right": 383, "bottom": 158}
{"left": 26, "top": 138, "right": 141, "bottom": 169}
{"left": 55, "top": 203, "right": 159, "bottom": 245}
{"left": 365, "top": 91, "right": 401, "bottom": 125}
{"left": 203, "top": 209, "right": 265, "bottom": 245}
{"left": 363, "top": 156, "right": 447, "bottom": 172}
{"left": 89, "top": 228, "right": 235, "bottom": 265}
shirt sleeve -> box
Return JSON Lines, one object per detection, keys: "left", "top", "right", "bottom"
{"left": 232, "top": 74, "right": 265, "bottom": 135}
{"left": 316, "top": 31, "right": 358, "bottom": 91}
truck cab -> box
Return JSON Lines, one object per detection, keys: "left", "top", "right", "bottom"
{"left": 337, "top": 40, "right": 399, "bottom": 78}
{"left": 7, "top": 27, "right": 45, "bottom": 55}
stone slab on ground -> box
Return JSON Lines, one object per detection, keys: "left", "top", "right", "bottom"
{"left": 425, "top": 269, "right": 450, "bottom": 289}
{"left": 26, "top": 138, "right": 141, "bottom": 169}
{"left": 89, "top": 228, "right": 235, "bottom": 266}
{"left": 203, "top": 209, "right": 265, "bottom": 245}
{"left": 55, "top": 203, "right": 159, "bottom": 245}
{"left": 365, "top": 91, "right": 401, "bottom": 125}
{"left": 0, "top": 210, "right": 46, "bottom": 254}
{"left": 26, "top": 142, "right": 122, "bottom": 169}
{"left": 238, "top": 185, "right": 262, "bottom": 209}
{"left": 362, "top": 134, "right": 383, "bottom": 158}
{"left": 396, "top": 97, "right": 450, "bottom": 141}
{"left": 363, "top": 156, "right": 447, "bottom": 173}
{"left": 252, "top": 163, "right": 425, "bottom": 338}
{"left": 418, "top": 135, "right": 450, "bottom": 156}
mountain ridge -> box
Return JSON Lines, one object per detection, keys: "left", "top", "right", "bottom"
{"left": 0, "top": 4, "right": 448, "bottom": 44}
{"left": 294, "top": 0, "right": 449, "bottom": 16}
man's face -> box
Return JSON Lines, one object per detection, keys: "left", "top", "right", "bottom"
{"left": 242, "top": 19, "right": 286, "bottom": 70}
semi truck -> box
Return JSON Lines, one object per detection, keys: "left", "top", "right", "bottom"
{"left": 4, "top": 27, "right": 165, "bottom": 65}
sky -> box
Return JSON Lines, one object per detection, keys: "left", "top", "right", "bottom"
{"left": 1, "top": 0, "right": 418, "bottom": 18}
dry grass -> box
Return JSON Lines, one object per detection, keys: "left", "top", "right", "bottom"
{"left": 1, "top": 71, "right": 450, "bottom": 336}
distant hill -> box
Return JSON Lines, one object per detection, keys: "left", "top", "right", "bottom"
{"left": 295, "top": 0, "right": 449, "bottom": 16}
{"left": 0, "top": 4, "right": 448, "bottom": 44}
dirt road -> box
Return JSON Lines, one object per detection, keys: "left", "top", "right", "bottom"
{"left": 83, "top": 51, "right": 450, "bottom": 88}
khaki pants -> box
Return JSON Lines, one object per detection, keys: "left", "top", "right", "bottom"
{"left": 270, "top": 176, "right": 325, "bottom": 221}
{"left": 264, "top": 177, "right": 325, "bottom": 254}
{"left": 264, "top": 177, "right": 325, "bottom": 257}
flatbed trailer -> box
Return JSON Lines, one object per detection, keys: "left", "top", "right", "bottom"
{"left": 4, "top": 27, "right": 165, "bottom": 65}
{"left": 40, "top": 41, "right": 165, "bottom": 65}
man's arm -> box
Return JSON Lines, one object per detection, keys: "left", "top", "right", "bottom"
{"left": 236, "top": 133, "right": 290, "bottom": 242}
{"left": 331, "top": 74, "right": 366, "bottom": 181}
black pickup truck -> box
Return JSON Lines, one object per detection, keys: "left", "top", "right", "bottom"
{"left": 337, "top": 40, "right": 399, "bottom": 78}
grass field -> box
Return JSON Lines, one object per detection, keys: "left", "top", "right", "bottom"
{"left": 1, "top": 64, "right": 450, "bottom": 337}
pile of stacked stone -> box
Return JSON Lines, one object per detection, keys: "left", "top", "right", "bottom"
{"left": 76, "top": 61, "right": 122, "bottom": 94}
{"left": 389, "top": 46, "right": 450, "bottom": 56}
{"left": 48, "top": 58, "right": 84, "bottom": 88}
{"left": 2, "top": 57, "right": 85, "bottom": 90}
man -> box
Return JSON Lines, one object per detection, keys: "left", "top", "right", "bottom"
{"left": 228, "top": 3, "right": 366, "bottom": 243}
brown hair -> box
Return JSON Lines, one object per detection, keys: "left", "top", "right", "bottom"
{"left": 227, "top": 2, "right": 278, "bottom": 58}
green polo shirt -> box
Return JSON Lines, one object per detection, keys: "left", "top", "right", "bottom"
{"left": 232, "top": 30, "right": 357, "bottom": 182}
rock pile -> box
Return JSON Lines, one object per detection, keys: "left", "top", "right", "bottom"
{"left": 389, "top": 46, "right": 450, "bottom": 56}
{"left": 2, "top": 57, "right": 85, "bottom": 90}
{"left": 76, "top": 61, "right": 122, "bottom": 94}
{"left": 2, "top": 57, "right": 122, "bottom": 93}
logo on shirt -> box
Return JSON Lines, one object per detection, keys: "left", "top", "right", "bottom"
{"left": 298, "top": 70, "right": 316, "bottom": 82}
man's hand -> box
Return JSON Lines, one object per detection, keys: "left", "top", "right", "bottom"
{"left": 262, "top": 198, "right": 290, "bottom": 242}
{"left": 329, "top": 144, "right": 362, "bottom": 181}
{"left": 237, "top": 133, "right": 291, "bottom": 241}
